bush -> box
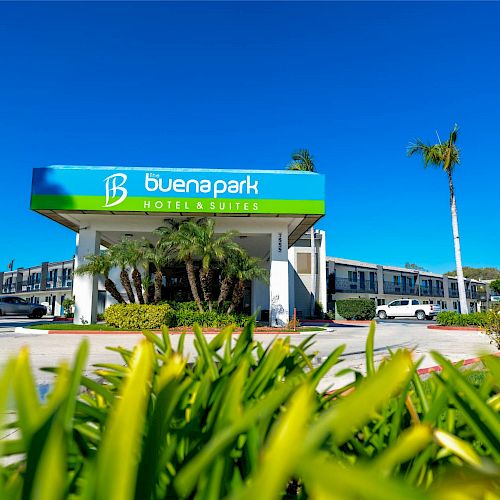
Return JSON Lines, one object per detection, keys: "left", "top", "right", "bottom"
{"left": 157, "top": 301, "right": 249, "bottom": 327}
{"left": 2, "top": 322, "right": 499, "bottom": 498}
{"left": 62, "top": 296, "right": 75, "bottom": 318}
{"left": 484, "top": 310, "right": 500, "bottom": 349}
{"left": 314, "top": 300, "right": 324, "bottom": 319}
{"left": 172, "top": 301, "right": 247, "bottom": 327}
{"left": 436, "top": 311, "right": 489, "bottom": 327}
{"left": 104, "top": 303, "right": 175, "bottom": 329}
{"left": 336, "top": 299, "right": 376, "bottom": 320}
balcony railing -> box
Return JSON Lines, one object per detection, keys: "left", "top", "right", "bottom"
{"left": 420, "top": 286, "right": 445, "bottom": 297}
{"left": 334, "top": 278, "right": 378, "bottom": 293}
{"left": 383, "top": 282, "right": 419, "bottom": 295}
{"left": 46, "top": 278, "right": 72, "bottom": 290}
{"left": 449, "top": 288, "right": 459, "bottom": 298}
{"left": 2, "top": 278, "right": 73, "bottom": 294}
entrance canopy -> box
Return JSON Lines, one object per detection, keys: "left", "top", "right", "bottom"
{"left": 30, "top": 165, "right": 325, "bottom": 326}
{"left": 30, "top": 165, "right": 325, "bottom": 246}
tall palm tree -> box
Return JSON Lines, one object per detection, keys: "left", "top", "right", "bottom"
{"left": 227, "top": 254, "right": 269, "bottom": 314}
{"left": 217, "top": 247, "right": 243, "bottom": 309}
{"left": 141, "top": 238, "right": 174, "bottom": 304}
{"left": 170, "top": 220, "right": 205, "bottom": 312}
{"left": 110, "top": 239, "right": 136, "bottom": 303}
{"left": 408, "top": 125, "right": 468, "bottom": 314}
{"left": 287, "top": 148, "right": 317, "bottom": 317}
{"left": 115, "top": 238, "right": 145, "bottom": 304}
{"left": 74, "top": 252, "right": 124, "bottom": 304}
{"left": 191, "top": 219, "right": 241, "bottom": 311}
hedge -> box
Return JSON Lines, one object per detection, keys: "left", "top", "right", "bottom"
{"left": 336, "top": 299, "right": 376, "bottom": 320}
{"left": 104, "top": 302, "right": 248, "bottom": 329}
{"left": 436, "top": 311, "right": 489, "bottom": 327}
{"left": 104, "top": 303, "right": 175, "bottom": 329}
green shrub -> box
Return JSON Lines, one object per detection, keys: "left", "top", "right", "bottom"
{"left": 336, "top": 298, "right": 376, "bottom": 320}
{"left": 1, "top": 322, "right": 499, "bottom": 498}
{"left": 173, "top": 302, "right": 247, "bottom": 327}
{"left": 314, "top": 300, "right": 324, "bottom": 319}
{"left": 159, "top": 301, "right": 249, "bottom": 327}
{"left": 436, "top": 311, "right": 489, "bottom": 327}
{"left": 104, "top": 303, "right": 175, "bottom": 329}
{"left": 484, "top": 310, "right": 500, "bottom": 349}
{"left": 62, "top": 296, "right": 75, "bottom": 318}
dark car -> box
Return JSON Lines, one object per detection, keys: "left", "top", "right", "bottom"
{"left": 0, "top": 296, "right": 47, "bottom": 318}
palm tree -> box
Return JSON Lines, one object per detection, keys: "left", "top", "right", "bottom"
{"left": 227, "top": 254, "right": 269, "bottom": 314}
{"left": 192, "top": 219, "right": 241, "bottom": 311}
{"left": 287, "top": 149, "right": 315, "bottom": 172}
{"left": 408, "top": 124, "right": 468, "bottom": 314}
{"left": 216, "top": 247, "right": 243, "bottom": 309}
{"left": 170, "top": 220, "right": 205, "bottom": 312}
{"left": 74, "top": 252, "right": 124, "bottom": 304}
{"left": 141, "top": 238, "right": 174, "bottom": 304}
{"left": 141, "top": 273, "right": 153, "bottom": 304}
{"left": 110, "top": 239, "right": 136, "bottom": 303}
{"left": 115, "top": 238, "right": 145, "bottom": 304}
{"left": 287, "top": 148, "right": 317, "bottom": 317}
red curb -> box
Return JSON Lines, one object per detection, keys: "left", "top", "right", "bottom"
{"left": 427, "top": 325, "right": 484, "bottom": 331}
{"left": 416, "top": 352, "right": 500, "bottom": 375}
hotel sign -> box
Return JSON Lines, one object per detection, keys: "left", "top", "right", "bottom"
{"left": 31, "top": 166, "right": 325, "bottom": 215}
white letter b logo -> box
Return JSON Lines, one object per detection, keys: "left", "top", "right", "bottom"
{"left": 104, "top": 173, "right": 128, "bottom": 207}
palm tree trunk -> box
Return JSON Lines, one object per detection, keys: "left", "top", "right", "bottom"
{"left": 217, "top": 276, "right": 233, "bottom": 309}
{"left": 227, "top": 280, "right": 245, "bottom": 314}
{"left": 186, "top": 258, "right": 204, "bottom": 312}
{"left": 120, "top": 270, "right": 136, "bottom": 303}
{"left": 154, "top": 270, "right": 163, "bottom": 303}
{"left": 132, "top": 268, "right": 145, "bottom": 304}
{"left": 104, "top": 277, "right": 125, "bottom": 304}
{"left": 199, "top": 267, "right": 214, "bottom": 311}
{"left": 448, "top": 172, "right": 468, "bottom": 314}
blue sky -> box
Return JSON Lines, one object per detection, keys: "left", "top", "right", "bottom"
{"left": 1, "top": 2, "right": 499, "bottom": 273}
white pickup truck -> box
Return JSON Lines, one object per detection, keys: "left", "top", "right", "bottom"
{"left": 376, "top": 299, "right": 440, "bottom": 321}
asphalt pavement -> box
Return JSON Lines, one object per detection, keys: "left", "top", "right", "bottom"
{"left": 0, "top": 316, "right": 496, "bottom": 391}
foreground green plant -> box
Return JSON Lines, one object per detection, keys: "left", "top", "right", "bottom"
{"left": 0, "top": 322, "right": 499, "bottom": 499}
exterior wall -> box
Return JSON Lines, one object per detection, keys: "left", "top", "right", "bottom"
{"left": 326, "top": 257, "right": 488, "bottom": 314}
{"left": 288, "top": 229, "right": 327, "bottom": 319}
{"left": 1, "top": 259, "right": 74, "bottom": 315}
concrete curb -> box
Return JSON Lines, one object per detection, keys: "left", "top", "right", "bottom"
{"left": 13, "top": 327, "right": 330, "bottom": 335}
{"left": 14, "top": 327, "right": 49, "bottom": 335}
{"left": 427, "top": 325, "right": 484, "bottom": 332}
{"left": 416, "top": 352, "right": 500, "bottom": 375}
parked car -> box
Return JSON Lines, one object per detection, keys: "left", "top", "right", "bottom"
{"left": 376, "top": 299, "right": 440, "bottom": 321}
{"left": 0, "top": 296, "right": 47, "bottom": 318}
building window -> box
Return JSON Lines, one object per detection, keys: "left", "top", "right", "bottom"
{"left": 453, "top": 301, "right": 458, "bottom": 309}
{"left": 348, "top": 271, "right": 357, "bottom": 282}
{"left": 377, "top": 299, "right": 385, "bottom": 306}
{"left": 296, "top": 253, "right": 311, "bottom": 274}
{"left": 393, "top": 276, "right": 401, "bottom": 285}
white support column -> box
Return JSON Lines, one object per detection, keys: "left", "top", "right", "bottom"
{"left": 73, "top": 228, "right": 100, "bottom": 325}
{"left": 287, "top": 247, "right": 295, "bottom": 318}
{"left": 270, "top": 227, "right": 289, "bottom": 327}
{"left": 318, "top": 230, "right": 327, "bottom": 313}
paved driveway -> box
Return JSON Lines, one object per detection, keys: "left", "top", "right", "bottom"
{"left": 0, "top": 318, "right": 496, "bottom": 391}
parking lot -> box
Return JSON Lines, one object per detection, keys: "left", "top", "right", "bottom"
{"left": 0, "top": 316, "right": 496, "bottom": 391}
